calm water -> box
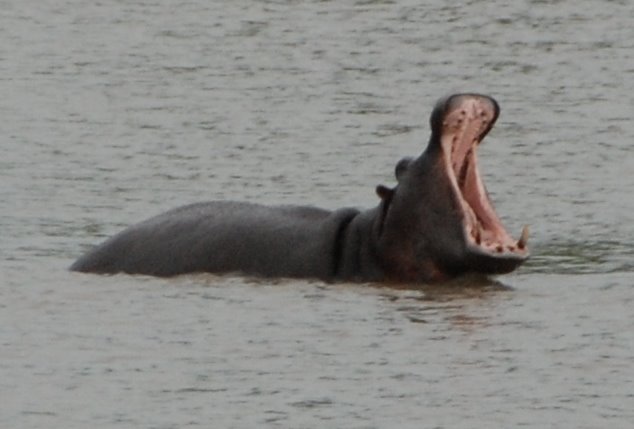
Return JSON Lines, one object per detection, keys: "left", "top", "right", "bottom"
{"left": 2, "top": 0, "right": 633, "bottom": 428}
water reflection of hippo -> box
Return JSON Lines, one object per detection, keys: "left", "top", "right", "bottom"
{"left": 71, "top": 94, "right": 529, "bottom": 283}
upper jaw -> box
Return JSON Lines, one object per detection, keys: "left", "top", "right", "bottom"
{"left": 436, "top": 94, "right": 529, "bottom": 271}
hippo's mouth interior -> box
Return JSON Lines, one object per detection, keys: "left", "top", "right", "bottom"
{"left": 440, "top": 96, "right": 528, "bottom": 257}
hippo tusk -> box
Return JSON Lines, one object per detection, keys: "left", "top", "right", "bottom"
{"left": 517, "top": 225, "right": 529, "bottom": 249}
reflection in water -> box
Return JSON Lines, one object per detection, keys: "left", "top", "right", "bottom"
{"left": 371, "top": 274, "right": 512, "bottom": 298}
{"left": 368, "top": 274, "right": 513, "bottom": 331}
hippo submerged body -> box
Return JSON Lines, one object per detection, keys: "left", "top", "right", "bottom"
{"left": 71, "top": 94, "right": 529, "bottom": 283}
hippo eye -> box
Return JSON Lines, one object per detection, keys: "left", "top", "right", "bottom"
{"left": 395, "top": 157, "right": 413, "bottom": 181}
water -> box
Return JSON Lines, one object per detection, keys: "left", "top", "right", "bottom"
{"left": 1, "top": 0, "right": 633, "bottom": 427}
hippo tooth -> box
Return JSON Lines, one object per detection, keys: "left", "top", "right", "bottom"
{"left": 517, "top": 225, "right": 529, "bottom": 249}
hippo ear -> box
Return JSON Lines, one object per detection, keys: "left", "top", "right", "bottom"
{"left": 376, "top": 185, "right": 395, "bottom": 235}
{"left": 375, "top": 185, "right": 394, "bottom": 202}
{"left": 395, "top": 157, "right": 414, "bottom": 182}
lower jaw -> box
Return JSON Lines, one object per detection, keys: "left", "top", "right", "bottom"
{"left": 463, "top": 248, "right": 528, "bottom": 274}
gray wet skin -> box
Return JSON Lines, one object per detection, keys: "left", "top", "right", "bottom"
{"left": 71, "top": 93, "right": 529, "bottom": 283}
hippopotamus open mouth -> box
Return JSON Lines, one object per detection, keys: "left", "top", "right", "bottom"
{"left": 373, "top": 93, "right": 529, "bottom": 282}
{"left": 436, "top": 94, "right": 529, "bottom": 273}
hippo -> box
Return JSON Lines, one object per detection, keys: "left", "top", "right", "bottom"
{"left": 70, "top": 93, "right": 529, "bottom": 283}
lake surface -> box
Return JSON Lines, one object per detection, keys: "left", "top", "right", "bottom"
{"left": 1, "top": 0, "right": 633, "bottom": 428}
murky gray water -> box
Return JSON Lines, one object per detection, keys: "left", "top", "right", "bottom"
{"left": 2, "top": 0, "right": 633, "bottom": 427}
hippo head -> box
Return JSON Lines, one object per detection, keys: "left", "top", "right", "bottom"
{"left": 374, "top": 94, "right": 529, "bottom": 282}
